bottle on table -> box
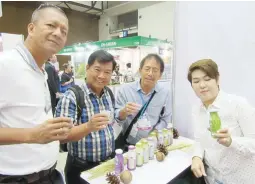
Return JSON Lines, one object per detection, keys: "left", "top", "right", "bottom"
{"left": 141, "top": 139, "right": 149, "bottom": 164}
{"left": 135, "top": 142, "right": 144, "bottom": 167}
{"left": 127, "top": 145, "right": 136, "bottom": 171}
{"left": 163, "top": 128, "right": 169, "bottom": 146}
{"left": 157, "top": 130, "right": 164, "bottom": 146}
{"left": 167, "top": 123, "right": 173, "bottom": 145}
{"left": 115, "top": 149, "right": 124, "bottom": 175}
{"left": 149, "top": 131, "right": 158, "bottom": 151}
{"left": 147, "top": 137, "right": 155, "bottom": 160}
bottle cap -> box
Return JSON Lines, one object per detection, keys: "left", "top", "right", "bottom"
{"left": 115, "top": 149, "right": 123, "bottom": 154}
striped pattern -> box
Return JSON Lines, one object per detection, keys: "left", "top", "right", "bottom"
{"left": 55, "top": 84, "right": 115, "bottom": 162}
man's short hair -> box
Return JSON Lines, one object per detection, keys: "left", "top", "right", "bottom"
{"left": 187, "top": 59, "right": 220, "bottom": 84}
{"left": 140, "top": 54, "right": 165, "bottom": 73}
{"left": 126, "top": 63, "right": 131, "bottom": 68}
{"left": 31, "top": 3, "right": 67, "bottom": 23}
{"left": 87, "top": 50, "right": 117, "bottom": 71}
{"left": 63, "top": 63, "right": 70, "bottom": 70}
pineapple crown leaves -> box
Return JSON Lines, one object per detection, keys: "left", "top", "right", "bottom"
{"left": 157, "top": 144, "right": 168, "bottom": 156}
{"left": 106, "top": 172, "right": 120, "bottom": 184}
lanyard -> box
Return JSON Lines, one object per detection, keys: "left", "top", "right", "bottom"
{"left": 138, "top": 90, "right": 153, "bottom": 105}
{"left": 138, "top": 90, "right": 153, "bottom": 118}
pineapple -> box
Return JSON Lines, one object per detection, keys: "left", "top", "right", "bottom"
{"left": 157, "top": 144, "right": 168, "bottom": 156}
{"left": 173, "top": 128, "right": 179, "bottom": 139}
{"left": 106, "top": 172, "right": 120, "bottom": 184}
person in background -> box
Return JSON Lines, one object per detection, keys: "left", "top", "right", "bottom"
{"left": 0, "top": 4, "right": 72, "bottom": 183}
{"left": 115, "top": 54, "right": 172, "bottom": 145}
{"left": 45, "top": 54, "right": 60, "bottom": 115}
{"left": 111, "top": 64, "right": 122, "bottom": 84}
{"left": 123, "top": 62, "right": 135, "bottom": 83}
{"left": 55, "top": 50, "right": 117, "bottom": 184}
{"left": 60, "top": 63, "right": 73, "bottom": 93}
{"left": 189, "top": 59, "right": 255, "bottom": 184}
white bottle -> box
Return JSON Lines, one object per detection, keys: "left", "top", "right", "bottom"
{"left": 157, "top": 130, "right": 164, "bottom": 146}
{"left": 141, "top": 139, "right": 149, "bottom": 164}
{"left": 167, "top": 123, "right": 173, "bottom": 145}
{"left": 147, "top": 137, "right": 155, "bottom": 160}
{"left": 127, "top": 145, "right": 136, "bottom": 171}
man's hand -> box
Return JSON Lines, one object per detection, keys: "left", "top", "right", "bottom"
{"left": 56, "top": 92, "right": 61, "bottom": 98}
{"left": 125, "top": 102, "right": 141, "bottom": 115}
{"left": 191, "top": 156, "right": 207, "bottom": 178}
{"left": 29, "top": 117, "right": 72, "bottom": 144}
{"left": 87, "top": 113, "right": 109, "bottom": 132}
{"left": 119, "top": 102, "right": 141, "bottom": 120}
{"left": 213, "top": 128, "right": 232, "bottom": 147}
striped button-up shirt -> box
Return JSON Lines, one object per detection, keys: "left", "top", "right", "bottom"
{"left": 55, "top": 83, "right": 115, "bottom": 162}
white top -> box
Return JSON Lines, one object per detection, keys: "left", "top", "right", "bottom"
{"left": 192, "top": 91, "right": 255, "bottom": 184}
{"left": 0, "top": 43, "right": 59, "bottom": 175}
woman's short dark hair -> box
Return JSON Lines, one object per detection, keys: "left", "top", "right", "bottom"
{"left": 87, "top": 50, "right": 117, "bottom": 71}
{"left": 140, "top": 54, "right": 164, "bottom": 73}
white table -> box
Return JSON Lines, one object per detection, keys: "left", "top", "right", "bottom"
{"left": 81, "top": 137, "right": 194, "bottom": 184}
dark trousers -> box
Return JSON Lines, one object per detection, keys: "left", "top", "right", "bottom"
{"left": 64, "top": 154, "right": 100, "bottom": 184}
{"left": 169, "top": 167, "right": 206, "bottom": 184}
{"left": 0, "top": 164, "right": 62, "bottom": 184}
{"left": 50, "top": 91, "right": 57, "bottom": 116}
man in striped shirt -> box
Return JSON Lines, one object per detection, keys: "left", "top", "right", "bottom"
{"left": 55, "top": 50, "right": 116, "bottom": 184}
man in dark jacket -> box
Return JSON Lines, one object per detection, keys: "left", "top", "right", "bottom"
{"left": 45, "top": 54, "right": 60, "bottom": 115}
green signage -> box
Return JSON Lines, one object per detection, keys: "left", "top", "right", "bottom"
{"left": 58, "top": 36, "right": 170, "bottom": 54}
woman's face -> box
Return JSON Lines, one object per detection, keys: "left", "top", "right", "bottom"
{"left": 191, "top": 69, "right": 219, "bottom": 106}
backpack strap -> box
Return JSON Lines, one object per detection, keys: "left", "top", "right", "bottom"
{"left": 68, "top": 85, "right": 114, "bottom": 122}
{"left": 68, "top": 85, "right": 85, "bottom": 122}
{"left": 105, "top": 86, "right": 115, "bottom": 108}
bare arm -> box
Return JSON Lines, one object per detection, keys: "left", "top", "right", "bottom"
{"left": 0, "top": 117, "right": 72, "bottom": 145}
{"left": 0, "top": 128, "right": 33, "bottom": 145}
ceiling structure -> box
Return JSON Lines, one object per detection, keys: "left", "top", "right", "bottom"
{"left": 43, "top": 1, "right": 128, "bottom": 16}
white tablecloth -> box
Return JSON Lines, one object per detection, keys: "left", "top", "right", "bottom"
{"left": 81, "top": 137, "right": 194, "bottom": 184}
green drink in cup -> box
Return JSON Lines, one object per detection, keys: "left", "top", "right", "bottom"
{"left": 209, "top": 111, "right": 221, "bottom": 137}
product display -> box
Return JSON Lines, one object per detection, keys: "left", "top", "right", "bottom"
{"left": 106, "top": 172, "right": 120, "bottom": 184}
{"left": 120, "top": 170, "right": 133, "bottom": 184}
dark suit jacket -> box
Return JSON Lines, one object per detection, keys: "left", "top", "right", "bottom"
{"left": 45, "top": 62, "right": 59, "bottom": 94}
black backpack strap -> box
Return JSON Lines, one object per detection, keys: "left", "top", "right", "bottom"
{"left": 105, "top": 86, "right": 115, "bottom": 108}
{"left": 68, "top": 85, "right": 85, "bottom": 122}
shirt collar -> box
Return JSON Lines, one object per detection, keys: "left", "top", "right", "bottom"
{"left": 15, "top": 42, "right": 41, "bottom": 73}
{"left": 135, "top": 79, "right": 159, "bottom": 94}
{"left": 82, "top": 83, "right": 108, "bottom": 97}
{"left": 200, "top": 90, "right": 225, "bottom": 111}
